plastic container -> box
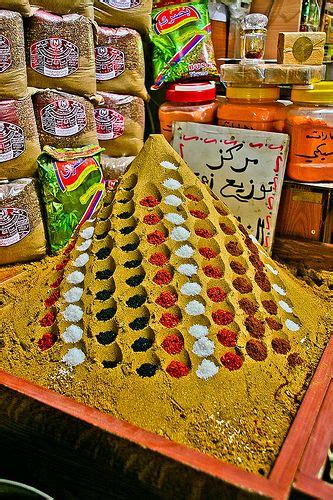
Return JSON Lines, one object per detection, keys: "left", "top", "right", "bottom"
{"left": 217, "top": 85, "right": 287, "bottom": 132}
{"left": 286, "top": 82, "right": 333, "bottom": 182}
{"left": 159, "top": 82, "right": 218, "bottom": 143}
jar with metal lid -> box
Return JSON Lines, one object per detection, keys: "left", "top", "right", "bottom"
{"left": 159, "top": 82, "right": 218, "bottom": 143}
{"left": 286, "top": 82, "right": 333, "bottom": 182}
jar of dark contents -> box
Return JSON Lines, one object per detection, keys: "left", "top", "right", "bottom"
{"left": 240, "top": 13, "right": 268, "bottom": 64}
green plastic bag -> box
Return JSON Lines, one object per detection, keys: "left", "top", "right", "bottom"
{"left": 38, "top": 145, "right": 105, "bottom": 253}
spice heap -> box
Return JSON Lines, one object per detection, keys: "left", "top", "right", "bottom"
{"left": 0, "top": 135, "right": 330, "bottom": 476}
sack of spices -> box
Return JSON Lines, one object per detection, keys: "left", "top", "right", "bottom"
{"left": 25, "top": 10, "right": 97, "bottom": 98}
{"left": 0, "top": 96, "right": 41, "bottom": 180}
{"left": 0, "top": 178, "right": 47, "bottom": 265}
{"left": 0, "top": 11, "right": 27, "bottom": 100}
{"left": 151, "top": 1, "right": 218, "bottom": 88}
{"left": 38, "top": 145, "right": 105, "bottom": 253}
{"left": 30, "top": 0, "right": 94, "bottom": 19}
{"left": 94, "top": 0, "right": 152, "bottom": 36}
{"left": 96, "top": 26, "right": 148, "bottom": 100}
{"left": 33, "top": 89, "right": 98, "bottom": 149}
{"left": 95, "top": 92, "right": 144, "bottom": 157}
{"left": 0, "top": 1, "right": 31, "bottom": 16}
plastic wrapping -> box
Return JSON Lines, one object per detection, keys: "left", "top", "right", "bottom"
{"left": 94, "top": 0, "right": 152, "bottom": 36}
{"left": 30, "top": 0, "right": 94, "bottom": 18}
{"left": 101, "top": 154, "right": 135, "bottom": 181}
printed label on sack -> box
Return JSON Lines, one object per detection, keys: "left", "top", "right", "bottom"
{"left": 30, "top": 38, "right": 79, "bottom": 78}
{"left": 153, "top": 5, "right": 201, "bottom": 35}
{"left": 40, "top": 99, "right": 87, "bottom": 137}
{"left": 94, "top": 108, "right": 124, "bottom": 140}
{"left": 0, "top": 122, "right": 25, "bottom": 162}
{"left": 0, "top": 36, "right": 12, "bottom": 73}
{"left": 0, "top": 208, "right": 30, "bottom": 246}
{"left": 95, "top": 46, "right": 125, "bottom": 80}
{"left": 100, "top": 0, "right": 141, "bottom": 9}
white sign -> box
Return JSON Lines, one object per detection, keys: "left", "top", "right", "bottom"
{"left": 172, "top": 122, "right": 290, "bottom": 251}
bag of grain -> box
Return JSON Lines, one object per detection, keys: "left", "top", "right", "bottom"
{"left": 0, "top": 96, "right": 41, "bottom": 180}
{"left": 96, "top": 26, "right": 148, "bottom": 100}
{"left": 0, "top": 178, "right": 47, "bottom": 265}
{"left": 33, "top": 89, "right": 98, "bottom": 149}
{"left": 0, "top": 11, "right": 27, "bottom": 100}
{"left": 30, "top": 0, "right": 94, "bottom": 19}
{"left": 95, "top": 92, "right": 144, "bottom": 157}
{"left": 0, "top": 1, "right": 31, "bottom": 16}
{"left": 25, "top": 10, "right": 97, "bottom": 98}
{"left": 94, "top": 0, "right": 152, "bottom": 36}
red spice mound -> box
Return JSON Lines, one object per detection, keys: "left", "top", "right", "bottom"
{"left": 245, "top": 316, "right": 265, "bottom": 338}
{"left": 239, "top": 298, "right": 258, "bottom": 315}
{"left": 50, "top": 274, "right": 64, "bottom": 289}
{"left": 215, "top": 205, "right": 228, "bottom": 216}
{"left": 166, "top": 360, "right": 190, "bottom": 378}
{"left": 255, "top": 271, "right": 271, "bottom": 292}
{"left": 156, "top": 291, "right": 177, "bottom": 308}
{"left": 262, "top": 299, "right": 278, "bottom": 315}
{"left": 207, "top": 287, "right": 227, "bottom": 302}
{"left": 185, "top": 193, "right": 200, "bottom": 202}
{"left": 190, "top": 209, "right": 207, "bottom": 219}
{"left": 212, "top": 309, "right": 234, "bottom": 325}
{"left": 147, "top": 230, "right": 166, "bottom": 246}
{"left": 266, "top": 317, "right": 283, "bottom": 330}
{"left": 249, "top": 253, "right": 264, "bottom": 270}
{"left": 139, "top": 195, "right": 159, "bottom": 207}
{"left": 230, "top": 260, "right": 246, "bottom": 275}
{"left": 203, "top": 265, "right": 223, "bottom": 278}
{"left": 288, "top": 352, "right": 303, "bottom": 367}
{"left": 219, "top": 222, "right": 235, "bottom": 235}
{"left": 246, "top": 339, "right": 267, "bottom": 361}
{"left": 217, "top": 329, "right": 237, "bottom": 347}
{"left": 44, "top": 289, "right": 60, "bottom": 308}
{"left": 232, "top": 277, "right": 253, "bottom": 294}
{"left": 195, "top": 228, "right": 214, "bottom": 239}
{"left": 199, "top": 247, "right": 218, "bottom": 259}
{"left": 238, "top": 224, "right": 248, "bottom": 236}
{"left": 245, "top": 237, "right": 259, "bottom": 255}
{"left": 149, "top": 252, "right": 169, "bottom": 267}
{"left": 143, "top": 213, "right": 161, "bottom": 225}
{"left": 153, "top": 269, "right": 173, "bottom": 285}
{"left": 160, "top": 312, "right": 180, "bottom": 328}
{"left": 221, "top": 352, "right": 243, "bottom": 371}
{"left": 39, "top": 311, "right": 56, "bottom": 328}
{"left": 38, "top": 332, "right": 57, "bottom": 351}
{"left": 64, "top": 239, "right": 76, "bottom": 255}
{"left": 272, "top": 338, "right": 291, "bottom": 354}
{"left": 226, "top": 241, "right": 243, "bottom": 256}
{"left": 56, "top": 256, "right": 70, "bottom": 271}
{"left": 161, "top": 334, "right": 184, "bottom": 354}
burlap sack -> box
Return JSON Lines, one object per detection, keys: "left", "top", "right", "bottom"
{"left": 94, "top": 0, "right": 152, "bottom": 36}
{"left": 30, "top": 0, "right": 94, "bottom": 19}
{"left": 26, "top": 10, "right": 97, "bottom": 98}
{"left": 0, "top": 0, "right": 31, "bottom": 16}
{"left": 0, "top": 11, "right": 27, "bottom": 99}
{"left": 0, "top": 96, "right": 41, "bottom": 180}
{"left": 0, "top": 178, "right": 47, "bottom": 265}
{"left": 96, "top": 26, "right": 148, "bottom": 100}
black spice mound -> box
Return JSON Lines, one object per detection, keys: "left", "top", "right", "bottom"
{"left": 126, "top": 275, "right": 145, "bottom": 287}
{"left": 136, "top": 363, "right": 158, "bottom": 377}
{"left": 96, "top": 247, "right": 111, "bottom": 260}
{"left": 96, "top": 290, "right": 113, "bottom": 301}
{"left": 120, "top": 226, "right": 135, "bottom": 235}
{"left": 126, "top": 294, "right": 146, "bottom": 308}
{"left": 96, "top": 331, "right": 117, "bottom": 345}
{"left": 96, "top": 269, "right": 113, "bottom": 280}
{"left": 129, "top": 317, "right": 149, "bottom": 331}
{"left": 121, "top": 242, "right": 139, "bottom": 252}
{"left": 131, "top": 337, "right": 153, "bottom": 352}
{"left": 124, "top": 259, "right": 142, "bottom": 269}
{"left": 96, "top": 307, "right": 116, "bottom": 321}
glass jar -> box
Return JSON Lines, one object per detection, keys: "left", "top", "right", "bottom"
{"left": 159, "top": 82, "right": 218, "bottom": 143}
{"left": 286, "top": 82, "right": 333, "bottom": 182}
{"left": 217, "top": 85, "right": 287, "bottom": 132}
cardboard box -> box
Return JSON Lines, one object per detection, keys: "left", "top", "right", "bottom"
{"left": 277, "top": 32, "right": 326, "bottom": 65}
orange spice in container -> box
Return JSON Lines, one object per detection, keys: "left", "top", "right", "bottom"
{"left": 286, "top": 82, "right": 333, "bottom": 182}
{"left": 159, "top": 82, "right": 218, "bottom": 143}
{"left": 217, "top": 85, "right": 287, "bottom": 132}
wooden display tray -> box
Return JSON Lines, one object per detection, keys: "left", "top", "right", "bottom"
{"left": 0, "top": 335, "right": 332, "bottom": 498}
{"left": 273, "top": 237, "right": 333, "bottom": 271}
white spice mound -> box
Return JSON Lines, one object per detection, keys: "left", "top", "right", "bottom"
{"left": 192, "top": 338, "right": 215, "bottom": 357}
{"left": 196, "top": 359, "right": 219, "bottom": 380}
{"left": 165, "top": 194, "right": 183, "bottom": 207}
{"left": 80, "top": 226, "right": 94, "bottom": 239}
{"left": 266, "top": 263, "right": 279, "bottom": 275}
{"left": 189, "top": 324, "right": 209, "bottom": 338}
{"left": 285, "top": 319, "right": 300, "bottom": 331}
{"left": 62, "top": 325, "right": 83, "bottom": 343}
{"left": 163, "top": 178, "right": 182, "bottom": 190}
{"left": 67, "top": 271, "right": 84, "bottom": 285}
{"left": 272, "top": 284, "right": 286, "bottom": 295}
{"left": 249, "top": 234, "right": 258, "bottom": 244}
{"left": 185, "top": 300, "right": 205, "bottom": 316}
{"left": 175, "top": 244, "right": 194, "bottom": 258}
{"left": 160, "top": 160, "right": 178, "bottom": 170}
{"left": 279, "top": 300, "right": 293, "bottom": 313}
{"left": 177, "top": 263, "right": 198, "bottom": 276}
{"left": 63, "top": 287, "right": 83, "bottom": 304}
{"left": 165, "top": 213, "right": 186, "bottom": 225}
{"left": 73, "top": 253, "right": 89, "bottom": 268}
{"left": 77, "top": 239, "right": 92, "bottom": 251}
{"left": 62, "top": 348, "right": 85, "bottom": 367}
{"left": 62, "top": 304, "right": 83, "bottom": 322}
{"left": 181, "top": 282, "right": 202, "bottom": 296}
{"left": 171, "top": 227, "right": 190, "bottom": 242}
